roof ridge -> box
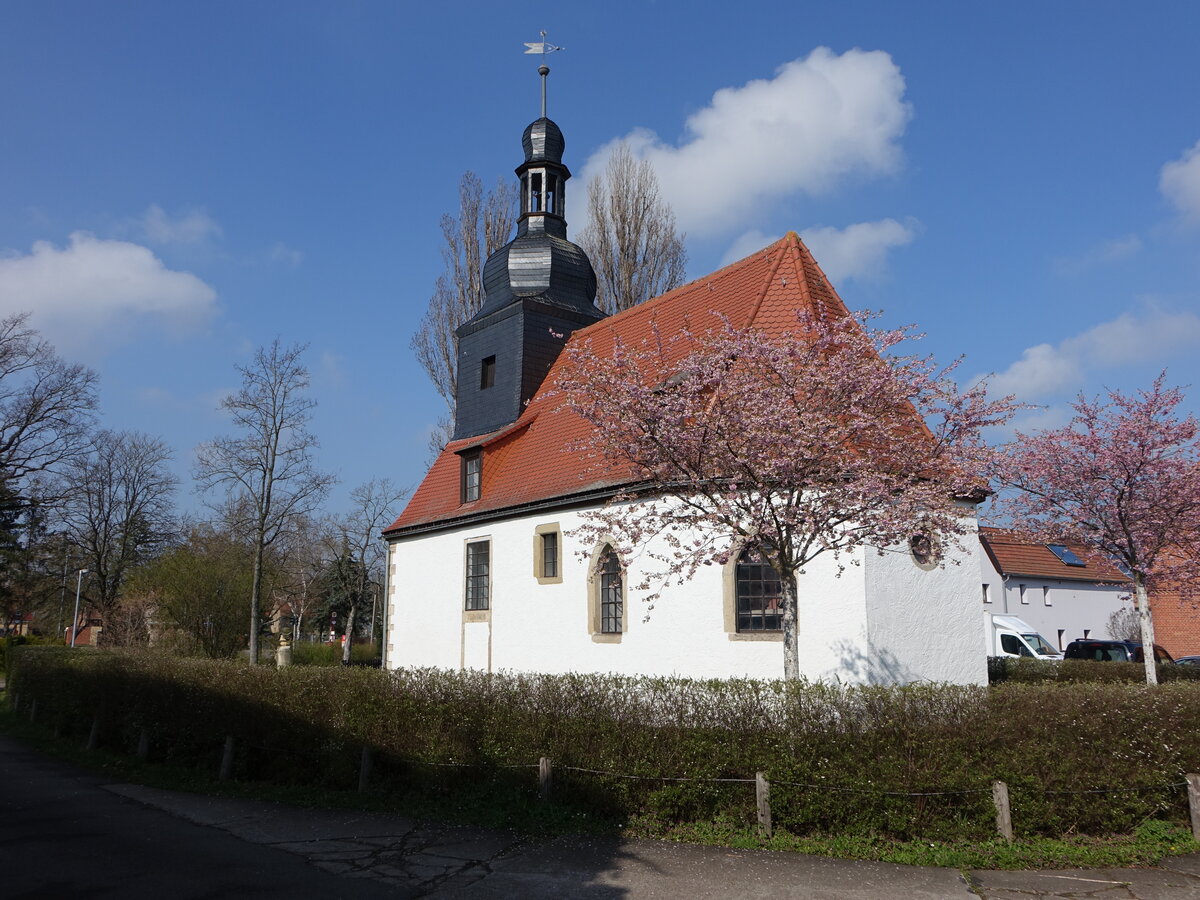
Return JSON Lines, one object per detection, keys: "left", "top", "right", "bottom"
{"left": 743, "top": 234, "right": 794, "bottom": 328}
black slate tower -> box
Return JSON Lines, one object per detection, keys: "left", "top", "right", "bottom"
{"left": 452, "top": 65, "right": 605, "bottom": 441}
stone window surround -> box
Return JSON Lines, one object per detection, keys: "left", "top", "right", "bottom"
{"left": 722, "top": 542, "right": 785, "bottom": 642}
{"left": 532, "top": 521, "right": 563, "bottom": 585}
{"left": 463, "top": 536, "right": 491, "bottom": 620}
{"left": 587, "top": 540, "right": 624, "bottom": 643}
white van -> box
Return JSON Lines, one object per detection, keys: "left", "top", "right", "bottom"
{"left": 985, "top": 613, "right": 1063, "bottom": 659}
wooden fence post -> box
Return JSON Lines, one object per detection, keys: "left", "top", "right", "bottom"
{"left": 219, "top": 735, "right": 235, "bottom": 782}
{"left": 1187, "top": 774, "right": 1200, "bottom": 843}
{"left": 137, "top": 729, "right": 150, "bottom": 761}
{"left": 992, "top": 780, "right": 1013, "bottom": 842}
{"left": 756, "top": 772, "right": 773, "bottom": 839}
{"left": 358, "top": 746, "right": 374, "bottom": 793}
{"left": 87, "top": 714, "right": 101, "bottom": 751}
{"left": 538, "top": 757, "right": 552, "bottom": 802}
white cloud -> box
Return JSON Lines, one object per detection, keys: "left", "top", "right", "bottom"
{"left": 1161, "top": 139, "right": 1200, "bottom": 220}
{"left": 1053, "top": 234, "right": 1142, "bottom": 275}
{"left": 987, "top": 306, "right": 1200, "bottom": 400}
{"left": 0, "top": 231, "right": 218, "bottom": 354}
{"left": 799, "top": 219, "right": 916, "bottom": 283}
{"left": 720, "top": 230, "right": 782, "bottom": 267}
{"left": 574, "top": 48, "right": 911, "bottom": 237}
{"left": 141, "top": 204, "right": 222, "bottom": 244}
{"left": 268, "top": 241, "right": 304, "bottom": 267}
{"left": 317, "top": 351, "right": 346, "bottom": 387}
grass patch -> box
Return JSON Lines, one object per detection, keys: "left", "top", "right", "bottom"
{"left": 633, "top": 816, "right": 1198, "bottom": 870}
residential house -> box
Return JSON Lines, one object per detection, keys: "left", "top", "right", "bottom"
{"left": 978, "top": 526, "right": 1130, "bottom": 651}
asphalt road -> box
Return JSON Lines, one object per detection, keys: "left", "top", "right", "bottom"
{"left": 0, "top": 734, "right": 399, "bottom": 899}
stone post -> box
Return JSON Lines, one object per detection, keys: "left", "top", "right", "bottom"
{"left": 276, "top": 635, "right": 292, "bottom": 669}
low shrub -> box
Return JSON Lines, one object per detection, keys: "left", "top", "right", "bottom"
{"left": 989, "top": 656, "right": 1200, "bottom": 684}
{"left": 2, "top": 634, "right": 62, "bottom": 680}
{"left": 290, "top": 642, "right": 381, "bottom": 667}
{"left": 8, "top": 647, "right": 1200, "bottom": 844}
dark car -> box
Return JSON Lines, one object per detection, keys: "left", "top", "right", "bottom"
{"left": 1176, "top": 656, "right": 1200, "bottom": 667}
{"left": 1062, "top": 639, "right": 1174, "bottom": 663}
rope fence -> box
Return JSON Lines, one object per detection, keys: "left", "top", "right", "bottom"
{"left": 11, "top": 690, "right": 1200, "bottom": 844}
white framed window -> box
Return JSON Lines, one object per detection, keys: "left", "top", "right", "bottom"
{"left": 982, "top": 583, "right": 992, "bottom": 604}
{"left": 1019, "top": 583, "right": 1028, "bottom": 605}
{"left": 1043, "top": 586, "right": 1052, "bottom": 606}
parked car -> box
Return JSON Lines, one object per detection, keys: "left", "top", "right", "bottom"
{"left": 1062, "top": 639, "right": 1174, "bottom": 663}
{"left": 1176, "top": 656, "right": 1200, "bottom": 667}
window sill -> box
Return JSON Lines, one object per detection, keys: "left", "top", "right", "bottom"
{"left": 534, "top": 575, "right": 563, "bottom": 585}
{"left": 591, "top": 633, "right": 622, "bottom": 644}
{"left": 727, "top": 632, "right": 784, "bottom": 642}
{"left": 463, "top": 609, "right": 490, "bottom": 623}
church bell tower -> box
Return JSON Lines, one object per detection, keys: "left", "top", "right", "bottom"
{"left": 452, "top": 64, "right": 605, "bottom": 441}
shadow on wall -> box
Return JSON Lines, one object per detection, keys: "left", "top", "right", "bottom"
{"left": 830, "top": 639, "right": 914, "bottom": 685}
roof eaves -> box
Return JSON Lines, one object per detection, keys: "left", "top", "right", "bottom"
{"left": 384, "top": 479, "right": 642, "bottom": 540}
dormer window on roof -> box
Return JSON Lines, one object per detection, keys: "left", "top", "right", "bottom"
{"left": 461, "top": 451, "right": 482, "bottom": 503}
{"left": 1047, "top": 544, "right": 1087, "bottom": 567}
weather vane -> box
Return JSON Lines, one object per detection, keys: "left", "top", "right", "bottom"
{"left": 523, "top": 30, "right": 563, "bottom": 118}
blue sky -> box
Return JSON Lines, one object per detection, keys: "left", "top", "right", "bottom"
{"left": 3, "top": 1, "right": 1199, "bottom": 515}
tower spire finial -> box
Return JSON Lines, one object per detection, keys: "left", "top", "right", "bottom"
{"left": 523, "top": 30, "right": 563, "bottom": 118}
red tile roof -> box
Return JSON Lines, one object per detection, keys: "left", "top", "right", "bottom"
{"left": 979, "top": 526, "right": 1128, "bottom": 583}
{"left": 387, "top": 232, "right": 854, "bottom": 535}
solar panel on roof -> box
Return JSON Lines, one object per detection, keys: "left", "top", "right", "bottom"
{"left": 1047, "top": 544, "right": 1086, "bottom": 567}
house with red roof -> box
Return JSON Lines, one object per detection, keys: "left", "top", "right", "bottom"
{"left": 383, "top": 74, "right": 988, "bottom": 685}
{"left": 978, "top": 526, "right": 1131, "bottom": 651}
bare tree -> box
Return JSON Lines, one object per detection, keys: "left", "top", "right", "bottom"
{"left": 60, "top": 431, "right": 177, "bottom": 644}
{"left": 577, "top": 142, "right": 688, "bottom": 315}
{"left": 411, "top": 172, "right": 517, "bottom": 417}
{"left": 271, "top": 512, "right": 329, "bottom": 643}
{"left": 194, "top": 341, "right": 335, "bottom": 664}
{"left": 1107, "top": 604, "right": 1141, "bottom": 641}
{"left": 328, "top": 478, "right": 408, "bottom": 662}
{"left": 0, "top": 312, "right": 98, "bottom": 483}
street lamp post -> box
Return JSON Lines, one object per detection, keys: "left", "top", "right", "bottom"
{"left": 70, "top": 568, "right": 88, "bottom": 648}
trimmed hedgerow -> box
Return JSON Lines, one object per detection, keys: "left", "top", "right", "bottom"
{"left": 989, "top": 656, "right": 1200, "bottom": 684}
{"left": 9, "top": 647, "right": 1200, "bottom": 842}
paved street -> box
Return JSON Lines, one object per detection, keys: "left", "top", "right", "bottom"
{"left": 3, "top": 733, "right": 1199, "bottom": 898}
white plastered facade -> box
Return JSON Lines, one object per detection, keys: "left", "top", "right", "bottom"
{"left": 386, "top": 500, "right": 988, "bottom": 686}
{"left": 978, "top": 554, "right": 1130, "bottom": 651}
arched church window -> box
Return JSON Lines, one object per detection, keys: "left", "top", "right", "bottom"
{"left": 598, "top": 545, "right": 622, "bottom": 634}
{"left": 736, "top": 546, "right": 783, "bottom": 633}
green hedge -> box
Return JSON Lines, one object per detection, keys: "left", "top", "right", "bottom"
{"left": 8, "top": 647, "right": 1200, "bottom": 842}
{"left": 289, "top": 641, "right": 381, "bottom": 667}
{"left": 989, "top": 656, "right": 1200, "bottom": 684}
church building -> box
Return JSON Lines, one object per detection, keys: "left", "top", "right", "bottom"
{"left": 383, "top": 72, "right": 987, "bottom": 685}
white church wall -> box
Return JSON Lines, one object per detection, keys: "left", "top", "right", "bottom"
{"left": 389, "top": 506, "right": 790, "bottom": 680}
{"left": 863, "top": 515, "right": 988, "bottom": 686}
